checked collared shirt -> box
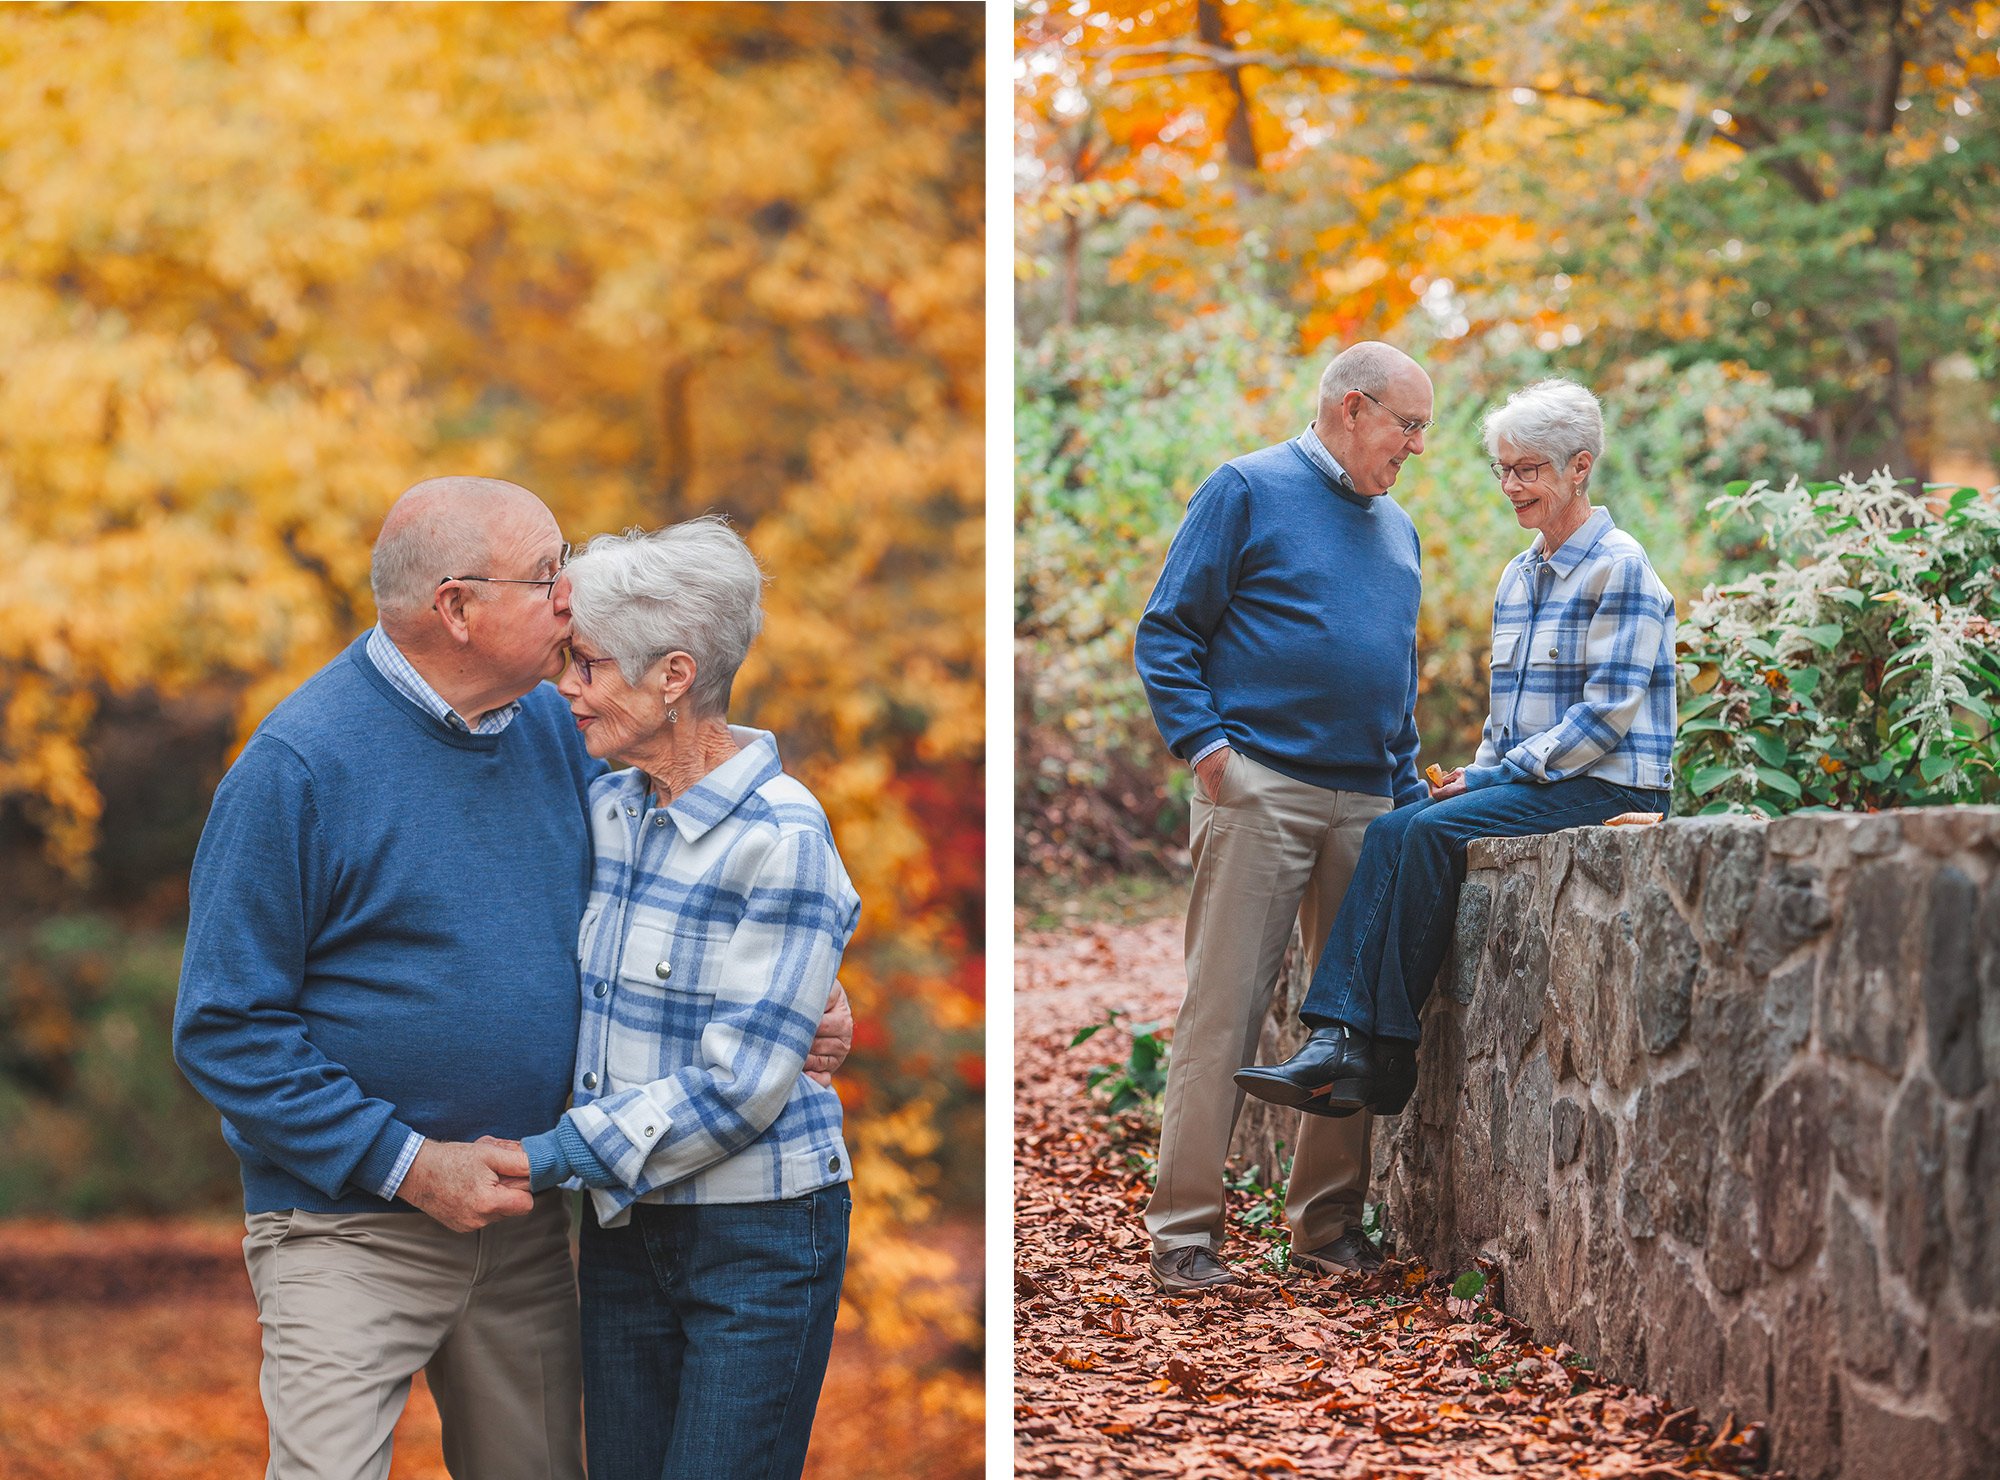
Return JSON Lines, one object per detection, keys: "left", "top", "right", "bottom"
{"left": 1465, "top": 506, "right": 1677, "bottom": 792}
{"left": 565, "top": 726, "right": 859, "bottom": 1228}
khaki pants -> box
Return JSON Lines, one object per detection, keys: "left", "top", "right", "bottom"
{"left": 1144, "top": 749, "right": 1392, "bottom": 1256}
{"left": 242, "top": 1192, "right": 584, "bottom": 1480}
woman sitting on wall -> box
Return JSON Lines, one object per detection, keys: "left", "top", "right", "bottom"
{"left": 1235, "top": 378, "right": 1677, "bottom": 1118}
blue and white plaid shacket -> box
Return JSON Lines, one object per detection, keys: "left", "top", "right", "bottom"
{"left": 564, "top": 726, "right": 859, "bottom": 1227}
{"left": 1464, "top": 506, "right": 1677, "bottom": 793}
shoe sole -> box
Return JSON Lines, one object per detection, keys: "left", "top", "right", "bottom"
{"left": 1147, "top": 1266, "right": 1241, "bottom": 1294}
{"left": 1234, "top": 1067, "right": 1370, "bottom": 1113}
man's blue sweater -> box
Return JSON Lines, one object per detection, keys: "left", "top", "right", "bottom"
{"left": 1136, "top": 439, "right": 1427, "bottom": 803}
{"left": 173, "top": 635, "right": 599, "bottom": 1214}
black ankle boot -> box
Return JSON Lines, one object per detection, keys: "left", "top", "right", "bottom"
{"left": 1368, "top": 1037, "right": 1419, "bottom": 1116}
{"left": 1234, "top": 1025, "right": 1375, "bottom": 1114}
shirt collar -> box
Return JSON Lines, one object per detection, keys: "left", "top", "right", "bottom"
{"left": 611, "top": 727, "right": 785, "bottom": 843}
{"left": 1531, "top": 505, "right": 1616, "bottom": 577}
{"left": 1295, "top": 425, "right": 1375, "bottom": 509}
{"left": 366, "top": 624, "right": 523, "bottom": 734}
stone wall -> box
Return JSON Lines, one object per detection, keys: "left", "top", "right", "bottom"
{"left": 1374, "top": 809, "right": 1999, "bottom": 1480}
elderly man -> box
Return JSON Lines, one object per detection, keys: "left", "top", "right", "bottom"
{"left": 173, "top": 478, "right": 850, "bottom": 1480}
{"left": 1134, "top": 342, "right": 1433, "bottom": 1292}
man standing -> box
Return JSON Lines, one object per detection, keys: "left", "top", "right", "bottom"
{"left": 173, "top": 478, "right": 849, "bottom": 1479}
{"left": 1133, "top": 343, "right": 1434, "bottom": 1292}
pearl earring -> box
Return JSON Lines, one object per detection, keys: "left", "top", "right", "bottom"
{"left": 666, "top": 704, "right": 679, "bottom": 724}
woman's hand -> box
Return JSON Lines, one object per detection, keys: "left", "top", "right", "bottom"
{"left": 1426, "top": 765, "right": 1468, "bottom": 801}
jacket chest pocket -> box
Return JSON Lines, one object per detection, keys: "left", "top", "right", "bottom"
{"left": 1491, "top": 629, "right": 1523, "bottom": 670}
{"left": 617, "top": 919, "right": 712, "bottom": 995}
{"left": 1527, "top": 631, "right": 1570, "bottom": 666}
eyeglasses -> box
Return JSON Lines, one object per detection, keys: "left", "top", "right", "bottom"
{"left": 1358, "top": 389, "right": 1435, "bottom": 439}
{"left": 566, "top": 647, "right": 611, "bottom": 685}
{"left": 1490, "top": 459, "right": 1554, "bottom": 486}
{"left": 439, "top": 542, "right": 573, "bottom": 601}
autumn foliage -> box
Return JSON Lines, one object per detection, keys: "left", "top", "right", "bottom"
{"left": 0, "top": 0, "right": 981, "bottom": 1461}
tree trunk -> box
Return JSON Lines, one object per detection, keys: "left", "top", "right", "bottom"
{"left": 1196, "top": 0, "right": 1261, "bottom": 175}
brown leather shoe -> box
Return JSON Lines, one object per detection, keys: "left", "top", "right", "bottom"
{"left": 1290, "top": 1228, "right": 1385, "bottom": 1275}
{"left": 1148, "top": 1245, "right": 1243, "bottom": 1293}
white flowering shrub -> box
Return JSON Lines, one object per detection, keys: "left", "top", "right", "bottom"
{"left": 1675, "top": 471, "right": 2000, "bottom": 816}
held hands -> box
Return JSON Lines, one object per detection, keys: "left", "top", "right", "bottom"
{"left": 805, "top": 980, "right": 854, "bottom": 1086}
{"left": 398, "top": 1137, "right": 535, "bottom": 1232}
{"left": 1426, "top": 763, "right": 1468, "bottom": 801}
{"left": 1193, "top": 745, "right": 1232, "bottom": 803}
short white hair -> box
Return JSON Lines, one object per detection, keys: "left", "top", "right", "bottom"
{"left": 1315, "top": 341, "right": 1419, "bottom": 420}
{"left": 566, "top": 516, "right": 766, "bottom": 719}
{"left": 1482, "top": 378, "right": 1605, "bottom": 466}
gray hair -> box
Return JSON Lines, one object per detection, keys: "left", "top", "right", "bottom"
{"left": 1481, "top": 378, "right": 1605, "bottom": 467}
{"left": 371, "top": 476, "right": 537, "bottom": 623}
{"left": 566, "top": 515, "right": 766, "bottom": 719}
{"left": 1315, "top": 341, "right": 1418, "bottom": 420}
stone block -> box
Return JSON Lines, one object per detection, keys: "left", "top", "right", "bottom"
{"left": 1552, "top": 1096, "right": 1584, "bottom": 1168}
{"left": 1982, "top": 871, "right": 2000, "bottom": 1088}
{"left": 1570, "top": 825, "right": 1625, "bottom": 893}
{"left": 1694, "top": 956, "right": 1814, "bottom": 1156}
{"left": 1946, "top": 1102, "right": 1998, "bottom": 1313}
{"left": 1750, "top": 1064, "right": 1829, "bottom": 1272}
{"left": 1924, "top": 864, "right": 1984, "bottom": 1097}
{"left": 1466, "top": 833, "right": 1544, "bottom": 870}
{"left": 1827, "top": 1068, "right": 1888, "bottom": 1202}
{"left": 1647, "top": 1251, "right": 1725, "bottom": 1411}
{"left": 1443, "top": 880, "right": 1491, "bottom": 1006}
{"left": 1723, "top": 1306, "right": 1774, "bottom": 1423}
{"left": 1506, "top": 1046, "right": 1554, "bottom": 1219}
{"left": 1632, "top": 882, "right": 1698, "bottom": 1054}
{"left": 1933, "top": 1306, "right": 2000, "bottom": 1473}
{"left": 1845, "top": 812, "right": 1902, "bottom": 856}
{"left": 1839, "top": 1380, "right": 1956, "bottom": 1480}
{"left": 1764, "top": 812, "right": 1822, "bottom": 858}
{"left": 1705, "top": 1163, "right": 1756, "bottom": 1296}
{"left": 1768, "top": 1281, "right": 1838, "bottom": 1480}
{"left": 1828, "top": 1190, "right": 1928, "bottom": 1393}
{"left": 1545, "top": 1184, "right": 1589, "bottom": 1321}
{"left": 1699, "top": 822, "right": 1768, "bottom": 950}
{"left": 1822, "top": 860, "right": 1917, "bottom": 1073}
{"left": 1624, "top": 1067, "right": 1714, "bottom": 1246}
{"left": 1742, "top": 861, "right": 1834, "bottom": 978}
{"left": 1589, "top": 1227, "right": 1649, "bottom": 1387}
{"left": 1899, "top": 806, "right": 1992, "bottom": 857}
{"left": 1884, "top": 1075, "right": 1949, "bottom": 1304}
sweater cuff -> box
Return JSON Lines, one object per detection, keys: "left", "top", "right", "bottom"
{"left": 354, "top": 1117, "right": 420, "bottom": 1201}
{"left": 557, "top": 1117, "right": 621, "bottom": 1189}
{"left": 522, "top": 1127, "right": 573, "bottom": 1193}
{"left": 1178, "top": 726, "right": 1228, "bottom": 765}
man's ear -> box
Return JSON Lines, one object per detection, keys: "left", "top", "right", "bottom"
{"left": 434, "top": 582, "right": 476, "bottom": 646}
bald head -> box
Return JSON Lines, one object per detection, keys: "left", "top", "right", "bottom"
{"left": 371, "top": 477, "right": 551, "bottom": 626}
{"left": 1314, "top": 341, "right": 1426, "bottom": 422}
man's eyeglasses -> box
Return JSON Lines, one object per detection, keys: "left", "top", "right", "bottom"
{"left": 438, "top": 542, "right": 573, "bottom": 601}
{"left": 1358, "top": 389, "right": 1434, "bottom": 439}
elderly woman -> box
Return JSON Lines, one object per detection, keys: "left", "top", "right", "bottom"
{"left": 517, "top": 516, "right": 859, "bottom": 1480}
{"left": 1237, "top": 378, "right": 1674, "bottom": 1124}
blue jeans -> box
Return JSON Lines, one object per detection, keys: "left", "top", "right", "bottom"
{"left": 578, "top": 1182, "right": 850, "bottom": 1480}
{"left": 1300, "top": 776, "right": 1668, "bottom": 1044}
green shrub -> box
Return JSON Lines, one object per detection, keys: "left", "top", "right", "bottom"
{"left": 1675, "top": 471, "right": 2000, "bottom": 815}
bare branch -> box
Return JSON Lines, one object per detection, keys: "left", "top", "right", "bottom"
{"left": 1084, "top": 40, "right": 1636, "bottom": 111}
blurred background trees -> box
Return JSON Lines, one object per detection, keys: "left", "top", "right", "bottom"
{"left": 0, "top": 1, "right": 981, "bottom": 1456}
{"left": 1016, "top": 0, "right": 2000, "bottom": 893}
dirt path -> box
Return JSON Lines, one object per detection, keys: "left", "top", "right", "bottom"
{"left": 1013, "top": 918, "right": 1772, "bottom": 1480}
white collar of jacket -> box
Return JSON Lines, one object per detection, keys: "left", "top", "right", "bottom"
{"left": 600, "top": 726, "right": 783, "bottom": 843}
{"left": 1527, "top": 505, "right": 1616, "bottom": 579}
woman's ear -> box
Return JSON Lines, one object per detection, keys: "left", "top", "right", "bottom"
{"left": 659, "top": 651, "right": 698, "bottom": 708}
{"left": 1571, "top": 449, "right": 1595, "bottom": 492}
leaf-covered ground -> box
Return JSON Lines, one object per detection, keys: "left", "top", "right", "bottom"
{"left": 1014, "top": 917, "right": 1776, "bottom": 1479}
{"left": 0, "top": 1215, "right": 978, "bottom": 1480}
